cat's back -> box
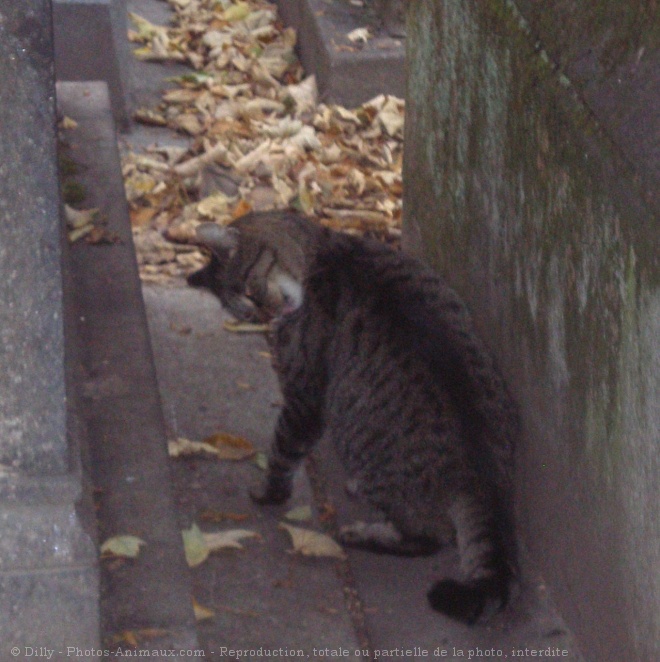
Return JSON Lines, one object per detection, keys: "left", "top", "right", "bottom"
{"left": 292, "top": 231, "right": 517, "bottom": 484}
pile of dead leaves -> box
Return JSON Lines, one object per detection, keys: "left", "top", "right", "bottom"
{"left": 122, "top": 0, "right": 404, "bottom": 282}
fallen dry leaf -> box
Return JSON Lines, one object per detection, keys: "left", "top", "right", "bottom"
{"left": 68, "top": 223, "right": 95, "bottom": 243}
{"left": 222, "top": 319, "right": 270, "bottom": 334}
{"left": 168, "top": 434, "right": 255, "bottom": 461}
{"left": 59, "top": 115, "right": 78, "bottom": 130}
{"left": 202, "top": 432, "right": 256, "bottom": 460}
{"left": 278, "top": 523, "right": 346, "bottom": 559}
{"left": 110, "top": 630, "right": 139, "bottom": 648}
{"left": 100, "top": 535, "right": 146, "bottom": 559}
{"left": 168, "top": 436, "right": 221, "bottom": 458}
{"left": 183, "top": 523, "right": 260, "bottom": 567}
{"left": 223, "top": 1, "right": 251, "bottom": 22}
{"left": 192, "top": 597, "right": 215, "bottom": 621}
{"left": 65, "top": 204, "right": 99, "bottom": 229}
{"left": 85, "top": 226, "right": 120, "bottom": 245}
{"left": 108, "top": 628, "right": 169, "bottom": 648}
{"left": 122, "top": 0, "right": 405, "bottom": 282}
{"left": 182, "top": 523, "right": 209, "bottom": 567}
{"left": 253, "top": 451, "right": 268, "bottom": 471}
{"left": 203, "top": 528, "right": 260, "bottom": 551}
{"left": 347, "top": 27, "right": 371, "bottom": 44}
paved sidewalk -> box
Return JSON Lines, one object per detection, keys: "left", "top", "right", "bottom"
{"left": 143, "top": 284, "right": 585, "bottom": 661}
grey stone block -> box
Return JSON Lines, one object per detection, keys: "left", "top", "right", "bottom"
{"left": 0, "top": 567, "right": 99, "bottom": 657}
{"left": 53, "top": 0, "right": 132, "bottom": 130}
{"left": 276, "top": 0, "right": 405, "bottom": 106}
{"left": 0, "top": 1, "right": 100, "bottom": 651}
{"left": 0, "top": 0, "right": 67, "bottom": 477}
{"left": 0, "top": 504, "right": 96, "bottom": 572}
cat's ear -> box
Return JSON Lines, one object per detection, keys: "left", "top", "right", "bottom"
{"left": 196, "top": 222, "right": 239, "bottom": 258}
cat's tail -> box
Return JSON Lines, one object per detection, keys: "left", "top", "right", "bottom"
{"left": 428, "top": 493, "right": 515, "bottom": 625}
{"left": 427, "top": 574, "right": 510, "bottom": 625}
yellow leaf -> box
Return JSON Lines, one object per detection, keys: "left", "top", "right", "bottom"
{"left": 197, "top": 192, "right": 231, "bottom": 219}
{"left": 133, "top": 46, "right": 156, "bottom": 60}
{"left": 133, "top": 108, "right": 168, "bottom": 127}
{"left": 65, "top": 204, "right": 99, "bottom": 229}
{"left": 296, "top": 182, "right": 315, "bottom": 215}
{"left": 128, "top": 12, "right": 162, "bottom": 40}
{"left": 182, "top": 523, "right": 209, "bottom": 567}
{"left": 203, "top": 528, "right": 260, "bottom": 552}
{"left": 168, "top": 437, "right": 221, "bottom": 458}
{"left": 59, "top": 115, "right": 78, "bottom": 130}
{"left": 108, "top": 628, "right": 169, "bottom": 647}
{"left": 110, "top": 630, "right": 140, "bottom": 648}
{"left": 278, "top": 523, "right": 346, "bottom": 559}
{"left": 231, "top": 198, "right": 253, "bottom": 219}
{"left": 203, "top": 432, "right": 256, "bottom": 461}
{"left": 100, "top": 535, "right": 146, "bottom": 559}
{"left": 224, "top": 2, "right": 251, "bottom": 22}
{"left": 162, "top": 88, "right": 201, "bottom": 104}
{"left": 347, "top": 27, "right": 371, "bottom": 44}
{"left": 68, "top": 223, "right": 95, "bottom": 244}
{"left": 174, "top": 113, "right": 204, "bottom": 136}
{"left": 130, "top": 206, "right": 159, "bottom": 228}
{"left": 222, "top": 319, "right": 269, "bottom": 334}
{"left": 253, "top": 452, "right": 268, "bottom": 471}
{"left": 192, "top": 598, "right": 215, "bottom": 621}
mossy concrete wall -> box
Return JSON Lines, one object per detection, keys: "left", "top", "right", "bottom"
{"left": 403, "top": 1, "right": 658, "bottom": 660}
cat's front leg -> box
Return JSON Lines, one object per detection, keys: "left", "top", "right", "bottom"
{"left": 249, "top": 458, "right": 293, "bottom": 505}
{"left": 250, "top": 392, "right": 322, "bottom": 505}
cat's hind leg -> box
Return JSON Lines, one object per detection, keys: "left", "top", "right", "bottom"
{"left": 338, "top": 521, "right": 441, "bottom": 557}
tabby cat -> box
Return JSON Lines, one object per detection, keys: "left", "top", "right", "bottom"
{"left": 189, "top": 211, "right": 519, "bottom": 625}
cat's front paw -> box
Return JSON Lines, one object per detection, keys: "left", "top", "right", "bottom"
{"left": 249, "top": 476, "right": 292, "bottom": 505}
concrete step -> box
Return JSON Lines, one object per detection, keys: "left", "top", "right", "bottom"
{"left": 57, "top": 81, "right": 201, "bottom": 657}
{"left": 275, "top": 0, "right": 405, "bottom": 106}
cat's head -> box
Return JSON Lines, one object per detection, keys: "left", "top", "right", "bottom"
{"left": 187, "top": 222, "right": 302, "bottom": 323}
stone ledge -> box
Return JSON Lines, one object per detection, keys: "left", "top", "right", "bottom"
{"left": 58, "top": 80, "right": 200, "bottom": 645}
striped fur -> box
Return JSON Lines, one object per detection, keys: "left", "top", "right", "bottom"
{"left": 187, "top": 210, "right": 324, "bottom": 322}
{"left": 190, "top": 213, "right": 519, "bottom": 625}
